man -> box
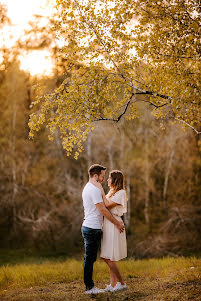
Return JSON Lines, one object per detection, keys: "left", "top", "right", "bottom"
{"left": 81, "top": 164, "right": 125, "bottom": 294}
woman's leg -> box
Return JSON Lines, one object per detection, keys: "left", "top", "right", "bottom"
{"left": 103, "top": 258, "right": 117, "bottom": 287}
{"left": 104, "top": 258, "right": 124, "bottom": 286}
{"left": 110, "top": 268, "right": 117, "bottom": 287}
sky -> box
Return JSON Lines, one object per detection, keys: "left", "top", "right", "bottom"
{"left": 1, "top": 0, "right": 56, "bottom": 76}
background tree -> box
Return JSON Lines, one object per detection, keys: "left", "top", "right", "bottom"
{"left": 28, "top": 0, "right": 201, "bottom": 158}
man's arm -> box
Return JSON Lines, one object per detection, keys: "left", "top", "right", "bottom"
{"left": 96, "top": 202, "right": 124, "bottom": 233}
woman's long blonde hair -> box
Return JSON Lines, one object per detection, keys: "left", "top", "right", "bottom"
{"left": 108, "top": 170, "right": 125, "bottom": 197}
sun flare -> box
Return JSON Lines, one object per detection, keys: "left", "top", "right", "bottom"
{"left": 1, "top": 0, "right": 56, "bottom": 76}
{"left": 19, "top": 51, "right": 54, "bottom": 76}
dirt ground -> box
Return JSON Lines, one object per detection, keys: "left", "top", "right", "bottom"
{"left": 1, "top": 277, "right": 200, "bottom": 301}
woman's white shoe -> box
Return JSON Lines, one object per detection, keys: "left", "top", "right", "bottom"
{"left": 112, "top": 282, "right": 127, "bottom": 292}
{"left": 104, "top": 284, "right": 114, "bottom": 292}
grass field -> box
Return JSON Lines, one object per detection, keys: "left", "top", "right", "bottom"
{"left": 0, "top": 252, "right": 200, "bottom": 300}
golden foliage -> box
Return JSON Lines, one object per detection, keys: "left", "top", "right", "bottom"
{"left": 29, "top": 0, "right": 201, "bottom": 157}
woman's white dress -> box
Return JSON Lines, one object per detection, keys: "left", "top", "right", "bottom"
{"left": 100, "top": 189, "right": 127, "bottom": 261}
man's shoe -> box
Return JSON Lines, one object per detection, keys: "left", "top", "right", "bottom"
{"left": 112, "top": 282, "right": 127, "bottom": 292}
{"left": 85, "top": 286, "right": 105, "bottom": 294}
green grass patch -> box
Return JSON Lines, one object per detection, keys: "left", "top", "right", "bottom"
{"left": 0, "top": 256, "right": 200, "bottom": 300}
{"left": 0, "top": 256, "right": 200, "bottom": 289}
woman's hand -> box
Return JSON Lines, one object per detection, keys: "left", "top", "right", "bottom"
{"left": 93, "top": 180, "right": 103, "bottom": 190}
{"left": 92, "top": 180, "right": 107, "bottom": 202}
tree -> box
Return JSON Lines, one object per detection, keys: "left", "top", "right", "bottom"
{"left": 0, "top": 3, "right": 10, "bottom": 29}
{"left": 132, "top": 0, "right": 201, "bottom": 131}
{"left": 28, "top": 0, "right": 201, "bottom": 158}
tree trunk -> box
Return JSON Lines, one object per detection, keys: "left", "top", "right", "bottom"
{"left": 120, "top": 124, "right": 125, "bottom": 168}
{"left": 144, "top": 128, "right": 150, "bottom": 226}
{"left": 124, "top": 174, "right": 131, "bottom": 229}
{"left": 163, "top": 127, "right": 175, "bottom": 210}
{"left": 49, "top": 224, "right": 57, "bottom": 251}
{"left": 107, "top": 137, "right": 114, "bottom": 170}
{"left": 163, "top": 148, "right": 175, "bottom": 210}
{"left": 119, "top": 124, "right": 131, "bottom": 229}
{"left": 11, "top": 90, "right": 18, "bottom": 240}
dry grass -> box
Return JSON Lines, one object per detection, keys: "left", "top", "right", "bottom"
{"left": 0, "top": 257, "right": 200, "bottom": 300}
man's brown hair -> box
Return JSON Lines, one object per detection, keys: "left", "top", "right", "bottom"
{"left": 88, "top": 164, "right": 107, "bottom": 177}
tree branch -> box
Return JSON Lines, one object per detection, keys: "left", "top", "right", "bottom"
{"left": 175, "top": 118, "right": 201, "bottom": 134}
{"left": 130, "top": 83, "right": 172, "bottom": 102}
{"left": 93, "top": 92, "right": 135, "bottom": 122}
{"left": 135, "top": 97, "right": 170, "bottom": 108}
{"left": 81, "top": 13, "right": 129, "bottom": 84}
{"left": 157, "top": 54, "right": 200, "bottom": 60}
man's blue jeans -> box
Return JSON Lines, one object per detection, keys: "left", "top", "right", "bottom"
{"left": 81, "top": 226, "right": 102, "bottom": 290}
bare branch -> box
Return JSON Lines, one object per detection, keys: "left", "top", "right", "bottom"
{"left": 134, "top": 89, "right": 172, "bottom": 101}
{"left": 18, "top": 211, "right": 52, "bottom": 225}
{"left": 157, "top": 54, "right": 200, "bottom": 60}
{"left": 93, "top": 92, "right": 135, "bottom": 122}
{"left": 175, "top": 118, "right": 201, "bottom": 134}
{"left": 135, "top": 98, "right": 170, "bottom": 108}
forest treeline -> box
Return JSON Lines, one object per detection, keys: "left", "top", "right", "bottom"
{"left": 0, "top": 2, "right": 201, "bottom": 258}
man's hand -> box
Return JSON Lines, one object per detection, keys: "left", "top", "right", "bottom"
{"left": 96, "top": 203, "right": 125, "bottom": 233}
{"left": 116, "top": 220, "right": 125, "bottom": 233}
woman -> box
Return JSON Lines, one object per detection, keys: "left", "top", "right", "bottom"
{"left": 94, "top": 170, "right": 127, "bottom": 292}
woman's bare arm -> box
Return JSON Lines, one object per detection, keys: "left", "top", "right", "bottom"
{"left": 100, "top": 188, "right": 121, "bottom": 209}
{"left": 92, "top": 180, "right": 120, "bottom": 209}
{"left": 92, "top": 181, "right": 111, "bottom": 206}
{"left": 105, "top": 201, "right": 121, "bottom": 209}
{"left": 100, "top": 188, "right": 111, "bottom": 206}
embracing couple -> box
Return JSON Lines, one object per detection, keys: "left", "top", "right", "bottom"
{"left": 81, "top": 164, "right": 127, "bottom": 294}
